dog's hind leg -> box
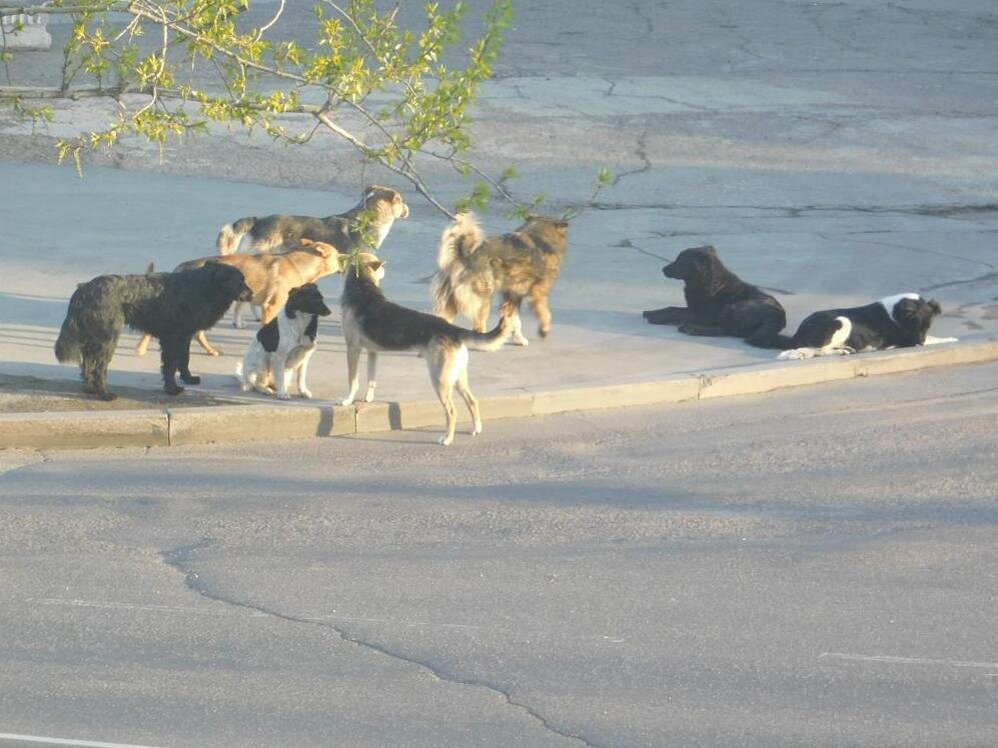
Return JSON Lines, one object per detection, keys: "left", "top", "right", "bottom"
{"left": 232, "top": 301, "right": 246, "bottom": 329}
{"left": 430, "top": 356, "right": 459, "bottom": 446}
{"left": 135, "top": 333, "right": 153, "bottom": 357}
{"left": 195, "top": 330, "right": 220, "bottom": 357}
{"left": 501, "top": 295, "right": 529, "bottom": 346}
{"left": 177, "top": 335, "right": 200, "bottom": 385}
{"left": 454, "top": 351, "right": 482, "bottom": 436}
{"left": 529, "top": 284, "right": 553, "bottom": 339}
{"left": 81, "top": 343, "right": 117, "bottom": 401}
{"left": 472, "top": 300, "right": 491, "bottom": 334}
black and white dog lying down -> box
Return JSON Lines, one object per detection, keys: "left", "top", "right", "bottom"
{"left": 642, "top": 245, "right": 787, "bottom": 348}
{"left": 236, "top": 283, "right": 332, "bottom": 399}
{"left": 767, "top": 293, "right": 957, "bottom": 360}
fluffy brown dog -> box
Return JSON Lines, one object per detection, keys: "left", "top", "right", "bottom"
{"left": 136, "top": 239, "right": 346, "bottom": 357}
{"left": 430, "top": 213, "right": 569, "bottom": 346}
{"left": 216, "top": 185, "right": 409, "bottom": 255}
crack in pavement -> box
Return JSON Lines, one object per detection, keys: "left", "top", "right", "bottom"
{"left": 589, "top": 201, "right": 998, "bottom": 218}
{"left": 922, "top": 271, "right": 998, "bottom": 293}
{"left": 834, "top": 236, "right": 995, "bottom": 271}
{"left": 611, "top": 131, "right": 651, "bottom": 187}
{"left": 161, "top": 539, "right": 601, "bottom": 748}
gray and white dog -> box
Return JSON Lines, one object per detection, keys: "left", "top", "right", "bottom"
{"left": 236, "top": 283, "right": 332, "bottom": 399}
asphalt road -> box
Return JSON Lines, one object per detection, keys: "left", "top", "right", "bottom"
{"left": 1, "top": 362, "right": 997, "bottom": 747}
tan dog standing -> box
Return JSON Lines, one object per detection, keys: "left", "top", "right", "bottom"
{"left": 136, "top": 239, "right": 346, "bottom": 357}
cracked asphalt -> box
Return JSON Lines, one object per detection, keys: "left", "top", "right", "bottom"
{"left": 2, "top": 1, "right": 998, "bottom": 745}
{"left": 1, "top": 363, "right": 998, "bottom": 746}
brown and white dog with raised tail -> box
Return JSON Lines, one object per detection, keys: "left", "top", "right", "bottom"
{"left": 430, "top": 212, "right": 569, "bottom": 347}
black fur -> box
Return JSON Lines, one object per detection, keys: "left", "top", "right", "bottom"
{"left": 55, "top": 264, "right": 251, "bottom": 400}
{"left": 642, "top": 245, "right": 787, "bottom": 347}
{"left": 762, "top": 295, "right": 943, "bottom": 352}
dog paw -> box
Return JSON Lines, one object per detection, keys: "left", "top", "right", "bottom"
{"left": 277, "top": 392, "right": 292, "bottom": 400}
{"left": 181, "top": 375, "right": 201, "bottom": 385}
{"left": 99, "top": 392, "right": 118, "bottom": 402}
{"left": 512, "top": 335, "right": 530, "bottom": 347}
{"left": 438, "top": 434, "right": 454, "bottom": 446}
{"left": 364, "top": 390, "right": 376, "bottom": 403}
{"left": 338, "top": 397, "right": 355, "bottom": 406}
{"left": 299, "top": 389, "right": 313, "bottom": 400}
{"left": 206, "top": 349, "right": 221, "bottom": 357}
{"left": 165, "top": 386, "right": 184, "bottom": 396}
{"left": 471, "top": 422, "right": 483, "bottom": 436}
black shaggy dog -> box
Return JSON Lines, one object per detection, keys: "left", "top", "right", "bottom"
{"left": 642, "top": 245, "right": 786, "bottom": 347}
{"left": 55, "top": 264, "right": 251, "bottom": 400}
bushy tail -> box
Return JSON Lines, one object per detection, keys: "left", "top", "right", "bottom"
{"left": 436, "top": 212, "right": 485, "bottom": 270}
{"left": 431, "top": 212, "right": 486, "bottom": 317}
{"left": 54, "top": 295, "right": 83, "bottom": 363}
{"left": 460, "top": 312, "right": 513, "bottom": 352}
{"left": 217, "top": 216, "right": 257, "bottom": 255}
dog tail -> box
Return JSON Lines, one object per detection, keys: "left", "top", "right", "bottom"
{"left": 460, "top": 311, "right": 513, "bottom": 352}
{"left": 217, "top": 216, "right": 257, "bottom": 255}
{"left": 436, "top": 212, "right": 485, "bottom": 269}
{"left": 54, "top": 290, "right": 84, "bottom": 364}
{"left": 430, "top": 212, "right": 486, "bottom": 318}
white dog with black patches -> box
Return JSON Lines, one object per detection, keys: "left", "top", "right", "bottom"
{"left": 773, "top": 293, "right": 957, "bottom": 360}
{"left": 236, "top": 283, "right": 332, "bottom": 399}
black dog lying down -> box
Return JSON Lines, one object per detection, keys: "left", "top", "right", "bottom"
{"left": 764, "top": 293, "right": 955, "bottom": 359}
{"left": 642, "top": 245, "right": 786, "bottom": 347}
{"left": 55, "top": 263, "right": 251, "bottom": 400}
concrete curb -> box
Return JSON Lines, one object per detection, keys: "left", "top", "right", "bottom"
{"left": 2, "top": 337, "right": 996, "bottom": 450}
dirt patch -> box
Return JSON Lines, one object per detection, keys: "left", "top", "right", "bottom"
{"left": 0, "top": 374, "right": 244, "bottom": 414}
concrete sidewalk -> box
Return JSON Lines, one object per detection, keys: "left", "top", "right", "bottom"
{"left": 1, "top": 1, "right": 996, "bottom": 448}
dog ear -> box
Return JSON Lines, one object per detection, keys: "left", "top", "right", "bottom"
{"left": 306, "top": 241, "right": 335, "bottom": 259}
{"left": 300, "top": 237, "right": 317, "bottom": 249}
{"left": 927, "top": 299, "right": 942, "bottom": 316}
{"left": 368, "top": 260, "right": 385, "bottom": 273}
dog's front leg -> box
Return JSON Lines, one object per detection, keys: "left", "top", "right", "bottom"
{"left": 160, "top": 335, "right": 184, "bottom": 395}
{"left": 364, "top": 350, "right": 378, "bottom": 402}
{"left": 273, "top": 353, "right": 292, "bottom": 400}
{"left": 643, "top": 306, "right": 690, "bottom": 325}
{"left": 339, "top": 342, "right": 362, "bottom": 406}
{"left": 296, "top": 353, "right": 314, "bottom": 399}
